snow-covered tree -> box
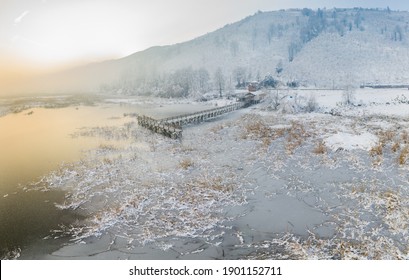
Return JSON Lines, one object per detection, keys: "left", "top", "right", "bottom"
{"left": 233, "top": 67, "right": 246, "bottom": 88}
{"left": 260, "top": 74, "right": 278, "bottom": 88}
{"left": 305, "top": 94, "right": 318, "bottom": 112}
{"left": 393, "top": 25, "right": 403, "bottom": 41}
{"left": 354, "top": 11, "right": 363, "bottom": 29}
{"left": 230, "top": 40, "right": 239, "bottom": 57}
{"left": 252, "top": 27, "right": 258, "bottom": 50}
{"left": 342, "top": 84, "right": 356, "bottom": 105}
{"left": 196, "top": 68, "right": 210, "bottom": 94}
{"left": 267, "top": 24, "right": 276, "bottom": 44}
{"left": 214, "top": 67, "right": 225, "bottom": 97}
{"left": 276, "top": 60, "right": 283, "bottom": 75}
{"left": 288, "top": 42, "right": 300, "bottom": 62}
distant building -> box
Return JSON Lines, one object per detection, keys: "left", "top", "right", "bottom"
{"left": 247, "top": 81, "right": 259, "bottom": 92}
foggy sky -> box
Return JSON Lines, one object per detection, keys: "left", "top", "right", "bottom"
{"left": 0, "top": 0, "right": 408, "bottom": 75}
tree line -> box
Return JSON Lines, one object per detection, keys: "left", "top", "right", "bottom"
{"left": 100, "top": 66, "right": 284, "bottom": 98}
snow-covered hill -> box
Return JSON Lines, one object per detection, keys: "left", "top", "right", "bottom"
{"left": 286, "top": 10, "right": 409, "bottom": 87}
{"left": 30, "top": 8, "right": 409, "bottom": 94}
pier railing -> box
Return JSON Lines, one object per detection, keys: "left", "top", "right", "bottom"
{"left": 137, "top": 102, "right": 244, "bottom": 139}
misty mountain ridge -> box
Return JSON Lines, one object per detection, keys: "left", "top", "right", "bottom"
{"left": 30, "top": 8, "right": 409, "bottom": 96}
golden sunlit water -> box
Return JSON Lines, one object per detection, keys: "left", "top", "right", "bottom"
{"left": 0, "top": 104, "right": 133, "bottom": 257}
{"left": 0, "top": 96, "right": 215, "bottom": 258}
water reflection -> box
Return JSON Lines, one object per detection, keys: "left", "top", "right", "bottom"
{"left": 0, "top": 105, "right": 133, "bottom": 258}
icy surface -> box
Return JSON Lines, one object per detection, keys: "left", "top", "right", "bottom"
{"left": 12, "top": 89, "right": 409, "bottom": 260}
{"left": 325, "top": 132, "right": 378, "bottom": 151}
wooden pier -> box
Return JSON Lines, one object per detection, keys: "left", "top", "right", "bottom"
{"left": 159, "top": 102, "right": 244, "bottom": 127}
{"left": 137, "top": 115, "right": 183, "bottom": 139}
{"left": 137, "top": 102, "right": 244, "bottom": 139}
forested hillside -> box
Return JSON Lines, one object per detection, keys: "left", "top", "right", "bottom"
{"left": 33, "top": 8, "right": 409, "bottom": 95}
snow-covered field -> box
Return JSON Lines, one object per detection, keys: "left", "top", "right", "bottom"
{"left": 9, "top": 88, "right": 409, "bottom": 259}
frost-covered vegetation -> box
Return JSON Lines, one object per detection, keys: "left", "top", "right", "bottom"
{"left": 4, "top": 7, "right": 409, "bottom": 260}
{"left": 236, "top": 111, "right": 409, "bottom": 260}
{"left": 9, "top": 88, "right": 407, "bottom": 260}
{"left": 0, "top": 94, "right": 102, "bottom": 116}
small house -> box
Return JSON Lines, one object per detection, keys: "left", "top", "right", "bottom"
{"left": 247, "top": 81, "right": 259, "bottom": 92}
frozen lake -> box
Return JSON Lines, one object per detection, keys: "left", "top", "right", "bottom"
{"left": 0, "top": 95, "right": 213, "bottom": 259}
{"left": 1, "top": 89, "right": 409, "bottom": 260}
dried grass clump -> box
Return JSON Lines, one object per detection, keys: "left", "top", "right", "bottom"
{"left": 179, "top": 158, "right": 194, "bottom": 170}
{"left": 208, "top": 122, "right": 232, "bottom": 139}
{"left": 379, "top": 130, "right": 396, "bottom": 144}
{"left": 382, "top": 191, "right": 400, "bottom": 213}
{"left": 371, "top": 129, "right": 409, "bottom": 160}
{"left": 209, "top": 123, "right": 225, "bottom": 133}
{"left": 273, "top": 128, "right": 287, "bottom": 138}
{"left": 187, "top": 176, "right": 234, "bottom": 193}
{"left": 401, "top": 131, "right": 409, "bottom": 144}
{"left": 243, "top": 119, "right": 272, "bottom": 138}
{"left": 313, "top": 141, "right": 326, "bottom": 154}
{"left": 286, "top": 121, "right": 310, "bottom": 154}
{"left": 398, "top": 145, "right": 409, "bottom": 165}
{"left": 370, "top": 143, "right": 383, "bottom": 157}
{"left": 391, "top": 142, "right": 400, "bottom": 153}
{"left": 241, "top": 114, "right": 274, "bottom": 147}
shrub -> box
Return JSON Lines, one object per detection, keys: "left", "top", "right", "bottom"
{"left": 401, "top": 131, "right": 409, "bottom": 144}
{"left": 306, "top": 95, "right": 319, "bottom": 112}
{"left": 268, "top": 90, "right": 282, "bottom": 111}
{"left": 342, "top": 86, "right": 356, "bottom": 105}
{"left": 241, "top": 115, "right": 273, "bottom": 144}
{"left": 391, "top": 142, "right": 400, "bottom": 153}
{"left": 370, "top": 143, "right": 383, "bottom": 156}
{"left": 286, "top": 121, "right": 310, "bottom": 153}
{"left": 378, "top": 130, "right": 395, "bottom": 144}
{"left": 398, "top": 146, "right": 409, "bottom": 165}
{"left": 314, "top": 141, "right": 326, "bottom": 154}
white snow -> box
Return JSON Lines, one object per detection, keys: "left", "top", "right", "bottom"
{"left": 5, "top": 86, "right": 409, "bottom": 260}
{"left": 324, "top": 132, "right": 378, "bottom": 151}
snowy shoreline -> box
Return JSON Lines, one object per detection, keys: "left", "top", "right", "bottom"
{"left": 3, "top": 88, "right": 409, "bottom": 259}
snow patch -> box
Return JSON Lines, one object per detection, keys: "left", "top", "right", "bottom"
{"left": 325, "top": 132, "right": 378, "bottom": 151}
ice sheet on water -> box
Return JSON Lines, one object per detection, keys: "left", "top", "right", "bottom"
{"left": 42, "top": 128, "right": 248, "bottom": 248}
{"left": 27, "top": 94, "right": 409, "bottom": 259}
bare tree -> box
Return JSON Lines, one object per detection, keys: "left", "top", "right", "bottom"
{"left": 288, "top": 42, "right": 300, "bottom": 62}
{"left": 393, "top": 25, "right": 403, "bottom": 41}
{"left": 197, "top": 68, "right": 210, "bottom": 94}
{"left": 214, "top": 67, "right": 225, "bottom": 97}
{"left": 342, "top": 85, "right": 356, "bottom": 105}
{"left": 233, "top": 67, "right": 246, "bottom": 88}
{"left": 306, "top": 95, "right": 318, "bottom": 112}
{"left": 264, "top": 89, "right": 284, "bottom": 111}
